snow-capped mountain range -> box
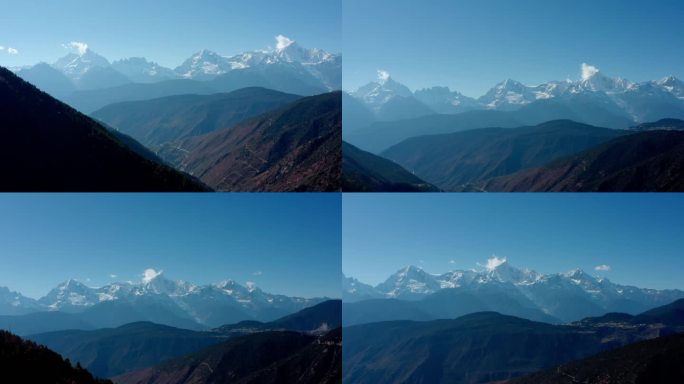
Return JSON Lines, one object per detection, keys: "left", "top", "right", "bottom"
{"left": 351, "top": 64, "right": 684, "bottom": 123}
{"left": 0, "top": 269, "right": 324, "bottom": 327}
{"left": 343, "top": 257, "right": 684, "bottom": 322}
{"left": 14, "top": 35, "right": 340, "bottom": 95}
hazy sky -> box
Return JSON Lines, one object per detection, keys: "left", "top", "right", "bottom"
{"left": 343, "top": 194, "right": 684, "bottom": 290}
{"left": 343, "top": 0, "right": 684, "bottom": 97}
{"left": 0, "top": 194, "right": 341, "bottom": 299}
{"left": 0, "top": 0, "right": 341, "bottom": 68}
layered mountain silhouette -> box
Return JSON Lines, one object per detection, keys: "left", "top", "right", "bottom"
{"left": 0, "top": 330, "right": 111, "bottom": 384}
{"left": 0, "top": 66, "right": 207, "bottom": 191}
{"left": 343, "top": 260, "right": 684, "bottom": 324}
{"left": 115, "top": 328, "right": 341, "bottom": 384}
{"left": 92, "top": 87, "right": 301, "bottom": 148}
{"left": 27, "top": 300, "right": 340, "bottom": 378}
{"left": 345, "top": 69, "right": 684, "bottom": 153}
{"left": 343, "top": 299, "right": 684, "bottom": 384}
{"left": 344, "top": 118, "right": 684, "bottom": 192}
{"left": 16, "top": 36, "right": 340, "bottom": 114}
{"left": 157, "top": 92, "right": 341, "bottom": 191}
{"left": 481, "top": 129, "right": 684, "bottom": 192}
{"left": 382, "top": 120, "right": 628, "bottom": 190}
{"left": 342, "top": 141, "right": 438, "bottom": 192}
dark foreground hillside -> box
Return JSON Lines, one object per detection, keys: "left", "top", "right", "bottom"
{"left": 0, "top": 66, "right": 207, "bottom": 191}
{"left": 0, "top": 330, "right": 111, "bottom": 384}
{"left": 342, "top": 141, "right": 438, "bottom": 192}
{"left": 159, "top": 92, "right": 341, "bottom": 191}
{"left": 509, "top": 332, "right": 684, "bottom": 384}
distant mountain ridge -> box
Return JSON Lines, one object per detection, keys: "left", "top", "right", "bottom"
{"left": 343, "top": 259, "right": 684, "bottom": 323}
{"left": 15, "top": 36, "right": 340, "bottom": 114}
{"left": 350, "top": 66, "right": 684, "bottom": 123}
{"left": 0, "top": 270, "right": 327, "bottom": 332}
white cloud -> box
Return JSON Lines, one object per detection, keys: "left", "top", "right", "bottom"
{"left": 581, "top": 63, "right": 599, "bottom": 81}
{"left": 377, "top": 69, "right": 390, "bottom": 83}
{"left": 594, "top": 264, "right": 611, "bottom": 272}
{"left": 141, "top": 268, "right": 163, "bottom": 283}
{"left": 449, "top": 260, "right": 456, "bottom": 264}
{"left": 0, "top": 46, "right": 4, "bottom": 51}
{"left": 7, "top": 47, "right": 19, "bottom": 55}
{"left": 62, "top": 41, "right": 88, "bottom": 55}
{"left": 109, "top": 274, "right": 118, "bottom": 279}
{"left": 252, "top": 271, "right": 262, "bottom": 276}
{"left": 482, "top": 255, "right": 506, "bottom": 271}
{"left": 275, "top": 35, "right": 294, "bottom": 50}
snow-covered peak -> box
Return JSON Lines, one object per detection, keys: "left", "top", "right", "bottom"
{"left": 175, "top": 49, "right": 234, "bottom": 79}
{"left": 270, "top": 36, "right": 335, "bottom": 65}
{"left": 376, "top": 265, "right": 442, "bottom": 298}
{"left": 111, "top": 57, "right": 178, "bottom": 83}
{"left": 573, "top": 64, "right": 634, "bottom": 94}
{"left": 656, "top": 75, "right": 684, "bottom": 99}
{"left": 414, "top": 86, "right": 481, "bottom": 113}
{"left": 138, "top": 270, "right": 198, "bottom": 297}
{"left": 53, "top": 48, "right": 110, "bottom": 79}
{"left": 351, "top": 72, "right": 413, "bottom": 109}
{"left": 342, "top": 274, "right": 380, "bottom": 298}
{"left": 478, "top": 79, "right": 540, "bottom": 109}
{"left": 39, "top": 279, "right": 101, "bottom": 311}
{"left": 479, "top": 258, "right": 541, "bottom": 285}
{"left": 0, "top": 286, "right": 39, "bottom": 310}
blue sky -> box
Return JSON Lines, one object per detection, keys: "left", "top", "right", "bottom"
{"left": 0, "top": 194, "right": 341, "bottom": 299}
{"left": 343, "top": 194, "right": 684, "bottom": 290}
{"left": 343, "top": 0, "right": 684, "bottom": 97}
{"left": 0, "top": 0, "right": 341, "bottom": 68}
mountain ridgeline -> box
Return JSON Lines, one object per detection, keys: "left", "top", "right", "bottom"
{"left": 480, "top": 129, "right": 684, "bottom": 192}
{"left": 381, "top": 120, "right": 628, "bottom": 190}
{"left": 114, "top": 328, "right": 341, "bottom": 384}
{"left": 27, "top": 300, "right": 341, "bottom": 379}
{"left": 343, "top": 118, "right": 684, "bottom": 192}
{"left": 16, "top": 37, "right": 340, "bottom": 114}
{"left": 91, "top": 87, "right": 302, "bottom": 149}
{"left": 343, "top": 70, "right": 684, "bottom": 192}
{"left": 342, "top": 141, "right": 438, "bottom": 192}
{"left": 0, "top": 66, "right": 207, "bottom": 191}
{"left": 157, "top": 91, "right": 341, "bottom": 191}
{"left": 0, "top": 274, "right": 328, "bottom": 335}
{"left": 343, "top": 261, "right": 684, "bottom": 325}
{"left": 343, "top": 299, "right": 684, "bottom": 384}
